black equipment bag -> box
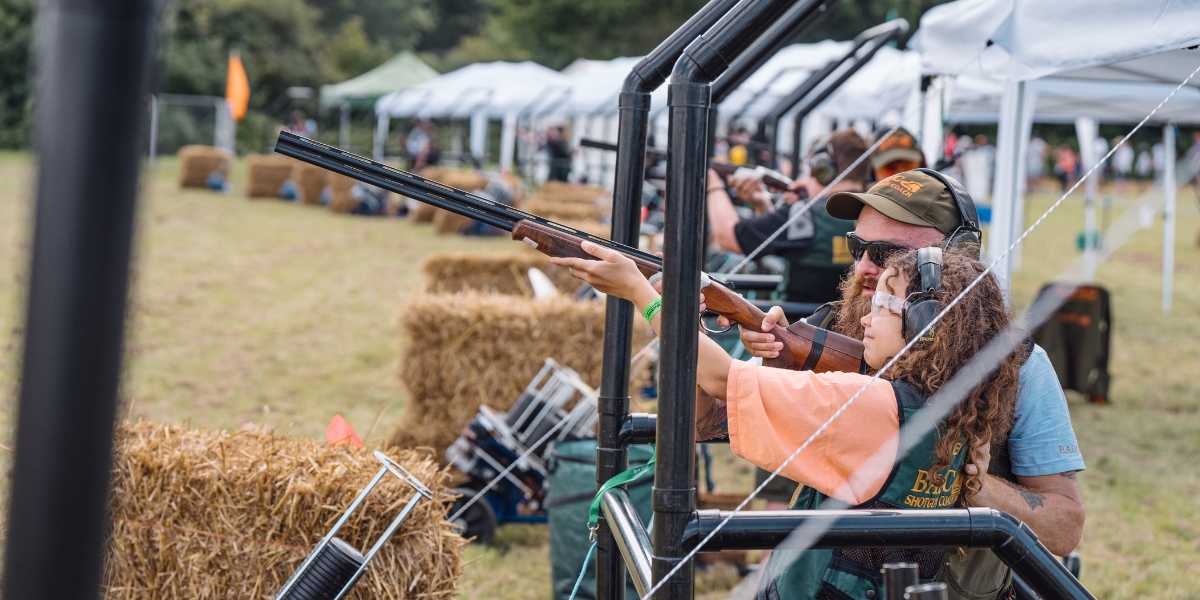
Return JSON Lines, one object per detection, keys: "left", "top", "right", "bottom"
{"left": 1032, "top": 283, "right": 1111, "bottom": 404}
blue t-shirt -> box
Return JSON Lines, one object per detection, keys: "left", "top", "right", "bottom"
{"left": 1009, "top": 345, "right": 1086, "bottom": 476}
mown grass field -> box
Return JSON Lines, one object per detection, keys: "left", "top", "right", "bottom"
{"left": 1, "top": 154, "right": 1198, "bottom": 598}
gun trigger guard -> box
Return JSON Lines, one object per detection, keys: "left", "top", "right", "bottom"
{"left": 701, "top": 310, "right": 733, "bottom": 334}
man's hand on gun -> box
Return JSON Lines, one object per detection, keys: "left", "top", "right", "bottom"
{"left": 716, "top": 307, "right": 789, "bottom": 359}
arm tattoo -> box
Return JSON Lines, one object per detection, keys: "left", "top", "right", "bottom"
{"left": 997, "top": 477, "right": 1047, "bottom": 511}
{"left": 1018, "top": 490, "right": 1046, "bottom": 511}
{"left": 695, "top": 397, "right": 729, "bottom": 442}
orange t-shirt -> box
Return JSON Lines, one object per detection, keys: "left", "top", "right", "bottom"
{"left": 726, "top": 360, "right": 902, "bottom": 504}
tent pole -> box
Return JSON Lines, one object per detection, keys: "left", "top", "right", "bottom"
{"left": 1162, "top": 122, "right": 1176, "bottom": 312}
{"left": 1076, "top": 117, "right": 1099, "bottom": 281}
{"left": 148, "top": 95, "right": 158, "bottom": 168}
{"left": 374, "top": 113, "right": 388, "bottom": 161}
{"left": 988, "top": 80, "right": 1030, "bottom": 297}
{"left": 340, "top": 104, "right": 351, "bottom": 149}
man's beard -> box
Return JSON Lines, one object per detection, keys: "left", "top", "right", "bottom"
{"left": 831, "top": 273, "right": 874, "bottom": 340}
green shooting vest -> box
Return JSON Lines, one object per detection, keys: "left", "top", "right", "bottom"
{"left": 754, "top": 380, "right": 977, "bottom": 600}
{"left": 777, "top": 201, "right": 856, "bottom": 305}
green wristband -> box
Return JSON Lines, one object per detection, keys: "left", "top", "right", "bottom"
{"left": 642, "top": 298, "right": 663, "bottom": 325}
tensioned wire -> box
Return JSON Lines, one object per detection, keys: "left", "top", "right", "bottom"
{"left": 448, "top": 339, "right": 660, "bottom": 523}
{"left": 638, "top": 58, "right": 1200, "bottom": 600}
{"left": 752, "top": 168, "right": 1193, "bottom": 581}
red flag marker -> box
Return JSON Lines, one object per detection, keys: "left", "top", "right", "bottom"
{"left": 326, "top": 414, "right": 363, "bottom": 447}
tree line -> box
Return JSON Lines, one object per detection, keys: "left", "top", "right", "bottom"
{"left": 0, "top": 0, "right": 945, "bottom": 149}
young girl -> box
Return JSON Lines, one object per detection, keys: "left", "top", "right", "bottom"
{"left": 551, "top": 242, "right": 1028, "bottom": 599}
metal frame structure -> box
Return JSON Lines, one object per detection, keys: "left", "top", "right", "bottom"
{"left": 748, "top": 19, "right": 908, "bottom": 172}
{"left": 273, "top": 452, "right": 434, "bottom": 600}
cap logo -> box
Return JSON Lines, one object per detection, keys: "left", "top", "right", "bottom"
{"left": 878, "top": 134, "right": 914, "bottom": 151}
{"left": 872, "top": 174, "right": 924, "bottom": 197}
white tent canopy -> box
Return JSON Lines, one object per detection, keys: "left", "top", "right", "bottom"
{"left": 375, "top": 61, "right": 568, "bottom": 119}
{"left": 914, "top": 0, "right": 1200, "bottom": 81}
{"left": 913, "top": 0, "right": 1200, "bottom": 309}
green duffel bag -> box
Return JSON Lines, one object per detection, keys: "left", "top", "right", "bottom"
{"left": 547, "top": 439, "right": 655, "bottom": 600}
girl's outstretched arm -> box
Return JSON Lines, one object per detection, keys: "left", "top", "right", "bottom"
{"left": 551, "top": 242, "right": 733, "bottom": 398}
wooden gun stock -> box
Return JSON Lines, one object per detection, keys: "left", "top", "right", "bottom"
{"left": 699, "top": 281, "right": 865, "bottom": 374}
{"left": 512, "top": 220, "right": 865, "bottom": 374}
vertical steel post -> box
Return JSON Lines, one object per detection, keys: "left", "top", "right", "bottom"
{"left": 2, "top": 0, "right": 160, "bottom": 599}
{"left": 1162, "top": 122, "right": 1176, "bottom": 312}
{"left": 597, "top": 2, "right": 740, "bottom": 597}
{"left": 148, "top": 94, "right": 158, "bottom": 167}
{"left": 655, "top": 1, "right": 802, "bottom": 597}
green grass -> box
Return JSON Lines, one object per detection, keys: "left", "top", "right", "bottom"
{"left": 1, "top": 156, "right": 1199, "bottom": 598}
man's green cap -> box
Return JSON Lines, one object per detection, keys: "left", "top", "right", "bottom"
{"left": 827, "top": 170, "right": 963, "bottom": 235}
{"left": 869, "top": 127, "right": 924, "bottom": 169}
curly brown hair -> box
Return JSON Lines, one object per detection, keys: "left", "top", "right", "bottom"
{"left": 875, "top": 248, "right": 1029, "bottom": 506}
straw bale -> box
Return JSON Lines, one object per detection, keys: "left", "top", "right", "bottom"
{"left": 245, "top": 154, "right": 294, "bottom": 198}
{"left": 103, "top": 421, "right": 464, "bottom": 600}
{"left": 556, "top": 219, "right": 611, "bottom": 238}
{"left": 294, "top": 162, "right": 330, "bottom": 206}
{"left": 525, "top": 197, "right": 606, "bottom": 221}
{"left": 327, "top": 173, "right": 358, "bottom": 213}
{"left": 389, "top": 293, "right": 653, "bottom": 454}
{"left": 432, "top": 208, "right": 474, "bottom": 234}
{"left": 179, "top": 145, "right": 232, "bottom": 189}
{"left": 422, "top": 251, "right": 580, "bottom": 296}
{"left": 422, "top": 167, "right": 488, "bottom": 193}
{"left": 535, "top": 181, "right": 607, "bottom": 204}
{"left": 411, "top": 202, "right": 438, "bottom": 223}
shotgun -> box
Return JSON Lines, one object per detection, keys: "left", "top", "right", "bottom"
{"left": 579, "top": 137, "right": 794, "bottom": 191}
{"left": 274, "top": 131, "right": 863, "bottom": 374}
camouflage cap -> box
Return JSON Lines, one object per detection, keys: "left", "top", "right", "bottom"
{"left": 827, "top": 170, "right": 964, "bottom": 234}
{"left": 869, "top": 127, "right": 924, "bottom": 170}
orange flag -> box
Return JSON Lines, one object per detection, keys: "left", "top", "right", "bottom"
{"left": 326, "top": 414, "right": 363, "bottom": 447}
{"left": 225, "top": 51, "right": 250, "bottom": 122}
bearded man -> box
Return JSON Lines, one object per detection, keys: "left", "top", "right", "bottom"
{"left": 716, "top": 169, "right": 1086, "bottom": 598}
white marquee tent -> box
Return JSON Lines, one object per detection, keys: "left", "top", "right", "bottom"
{"left": 912, "top": 0, "right": 1200, "bottom": 310}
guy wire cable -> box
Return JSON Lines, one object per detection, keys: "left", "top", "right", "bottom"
{"left": 448, "top": 339, "right": 661, "bottom": 522}
{"left": 718, "top": 41, "right": 995, "bottom": 277}
{"left": 638, "top": 59, "right": 1200, "bottom": 600}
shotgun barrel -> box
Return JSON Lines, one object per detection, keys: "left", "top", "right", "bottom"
{"left": 274, "top": 131, "right": 864, "bottom": 374}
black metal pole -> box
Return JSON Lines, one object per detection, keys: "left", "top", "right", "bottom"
{"left": 710, "top": 0, "right": 835, "bottom": 103}
{"left": 751, "top": 19, "right": 906, "bottom": 170}
{"left": 597, "top": 1, "right": 739, "bottom": 598}
{"left": 656, "top": 0, "right": 802, "bottom": 597}
{"left": 2, "top": 0, "right": 160, "bottom": 599}
{"left": 705, "top": 0, "right": 835, "bottom": 159}
{"left": 786, "top": 19, "right": 907, "bottom": 177}
{"left": 680, "top": 508, "right": 1095, "bottom": 600}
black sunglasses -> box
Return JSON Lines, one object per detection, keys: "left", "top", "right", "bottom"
{"left": 846, "top": 233, "right": 907, "bottom": 267}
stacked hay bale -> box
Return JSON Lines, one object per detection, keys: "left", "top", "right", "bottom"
{"left": 536, "top": 181, "right": 606, "bottom": 204}
{"left": 246, "top": 154, "right": 295, "bottom": 198}
{"left": 422, "top": 251, "right": 580, "bottom": 296}
{"left": 521, "top": 181, "right": 611, "bottom": 234}
{"left": 178, "top": 145, "right": 232, "bottom": 189}
{"left": 104, "top": 421, "right": 464, "bottom": 599}
{"left": 388, "top": 292, "right": 653, "bottom": 455}
{"left": 294, "top": 162, "right": 330, "bottom": 206}
{"left": 328, "top": 173, "right": 360, "bottom": 214}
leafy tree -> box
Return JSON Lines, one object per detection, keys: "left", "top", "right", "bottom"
{"left": 794, "top": 0, "right": 952, "bottom": 46}
{"left": 488, "top": 0, "right": 707, "bottom": 69}
{"left": 307, "top": 0, "right": 435, "bottom": 54}
{"left": 0, "top": 0, "right": 33, "bottom": 148}
{"left": 418, "top": 0, "right": 490, "bottom": 53}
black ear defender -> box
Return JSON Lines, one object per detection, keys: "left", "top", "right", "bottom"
{"left": 913, "top": 167, "right": 982, "bottom": 259}
{"left": 808, "top": 140, "right": 839, "bottom": 185}
{"left": 902, "top": 246, "right": 943, "bottom": 344}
